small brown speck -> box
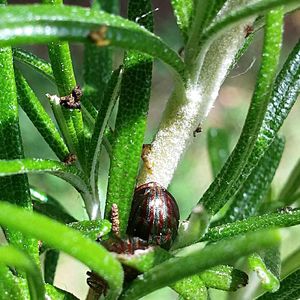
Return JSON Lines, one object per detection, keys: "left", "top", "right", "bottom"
{"left": 89, "top": 26, "right": 111, "bottom": 47}
{"left": 63, "top": 153, "right": 77, "bottom": 165}
{"left": 142, "top": 144, "right": 153, "bottom": 173}
{"left": 193, "top": 124, "right": 202, "bottom": 137}
{"left": 60, "top": 85, "right": 82, "bottom": 109}
{"left": 111, "top": 203, "right": 120, "bottom": 237}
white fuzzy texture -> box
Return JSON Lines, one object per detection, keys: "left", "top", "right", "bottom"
{"left": 138, "top": 0, "right": 253, "bottom": 188}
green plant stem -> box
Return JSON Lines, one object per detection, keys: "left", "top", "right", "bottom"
{"left": 0, "top": 245, "right": 45, "bottom": 300}
{"left": 203, "top": 208, "right": 300, "bottom": 242}
{"left": 121, "top": 230, "right": 280, "bottom": 300}
{"left": 0, "top": 201, "right": 123, "bottom": 300}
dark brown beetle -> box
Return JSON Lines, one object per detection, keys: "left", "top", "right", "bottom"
{"left": 87, "top": 204, "right": 148, "bottom": 296}
{"left": 87, "top": 235, "right": 148, "bottom": 295}
{"left": 127, "top": 182, "right": 180, "bottom": 250}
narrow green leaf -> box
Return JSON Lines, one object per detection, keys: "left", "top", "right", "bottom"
{"left": 67, "top": 219, "right": 111, "bottom": 241}
{"left": 120, "top": 230, "right": 280, "bottom": 300}
{"left": 172, "top": 276, "right": 208, "bottom": 300}
{"left": 199, "top": 9, "right": 284, "bottom": 215}
{"left": 0, "top": 201, "right": 123, "bottom": 300}
{"left": 31, "top": 187, "right": 77, "bottom": 223}
{"left": 185, "top": 0, "right": 215, "bottom": 65}
{"left": 258, "top": 269, "right": 300, "bottom": 300}
{"left": 105, "top": 0, "right": 153, "bottom": 233}
{"left": 248, "top": 250, "right": 280, "bottom": 292}
{"left": 224, "top": 38, "right": 300, "bottom": 213}
{"left": 0, "top": 158, "right": 95, "bottom": 219}
{"left": 171, "top": 0, "right": 194, "bottom": 41}
{"left": 221, "top": 136, "right": 284, "bottom": 223}
{"left": 0, "top": 266, "right": 25, "bottom": 299}
{"left": 198, "top": 0, "right": 299, "bottom": 61}
{"left": 88, "top": 68, "right": 121, "bottom": 200}
{"left": 15, "top": 67, "right": 69, "bottom": 161}
{"left": 207, "top": 128, "right": 230, "bottom": 178}
{"left": 41, "top": 0, "right": 86, "bottom": 171}
{"left": 13, "top": 47, "right": 99, "bottom": 127}
{"left": 13, "top": 47, "right": 54, "bottom": 81}
{"left": 83, "top": 0, "right": 116, "bottom": 110}
{"left": 0, "top": 245, "right": 45, "bottom": 300}
{"left": 121, "top": 242, "right": 247, "bottom": 293}
{"left": 203, "top": 208, "right": 300, "bottom": 242}
{"left": 0, "top": 44, "right": 39, "bottom": 265}
{"left": 199, "top": 265, "right": 248, "bottom": 291}
{"left": 0, "top": 5, "right": 184, "bottom": 77}
{"left": 44, "top": 250, "right": 59, "bottom": 285}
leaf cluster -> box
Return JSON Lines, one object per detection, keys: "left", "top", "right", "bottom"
{"left": 0, "top": 1, "right": 299, "bottom": 300}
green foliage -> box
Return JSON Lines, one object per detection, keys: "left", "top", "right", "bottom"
{"left": 258, "top": 269, "right": 300, "bottom": 300}
{"left": 105, "top": 0, "right": 153, "bottom": 233}
{"left": 0, "top": 1, "right": 299, "bottom": 299}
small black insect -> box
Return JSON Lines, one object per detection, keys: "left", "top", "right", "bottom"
{"left": 60, "top": 85, "right": 82, "bottom": 109}
{"left": 244, "top": 25, "right": 254, "bottom": 38}
{"left": 193, "top": 124, "right": 203, "bottom": 137}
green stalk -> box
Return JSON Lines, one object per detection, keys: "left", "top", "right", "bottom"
{"left": 41, "top": 0, "right": 86, "bottom": 172}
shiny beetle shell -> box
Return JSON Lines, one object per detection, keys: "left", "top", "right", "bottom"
{"left": 127, "top": 182, "right": 180, "bottom": 250}
{"left": 87, "top": 235, "right": 148, "bottom": 294}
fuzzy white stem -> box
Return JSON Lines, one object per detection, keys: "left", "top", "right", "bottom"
{"left": 138, "top": 0, "right": 254, "bottom": 188}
